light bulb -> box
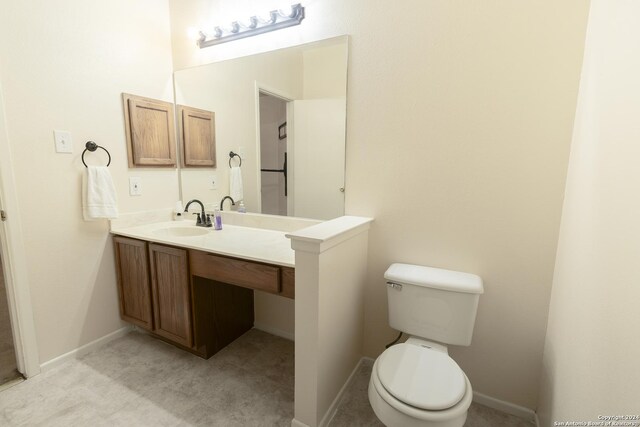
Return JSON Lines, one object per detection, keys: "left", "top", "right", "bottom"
{"left": 186, "top": 27, "right": 201, "bottom": 41}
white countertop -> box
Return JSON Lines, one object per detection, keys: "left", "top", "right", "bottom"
{"left": 110, "top": 220, "right": 295, "bottom": 267}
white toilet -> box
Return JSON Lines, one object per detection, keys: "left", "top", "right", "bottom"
{"left": 368, "top": 263, "right": 484, "bottom": 427}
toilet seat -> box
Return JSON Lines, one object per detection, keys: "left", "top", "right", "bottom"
{"left": 369, "top": 356, "right": 473, "bottom": 427}
{"left": 377, "top": 343, "right": 466, "bottom": 410}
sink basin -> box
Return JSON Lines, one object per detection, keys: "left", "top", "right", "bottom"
{"left": 152, "top": 226, "right": 210, "bottom": 238}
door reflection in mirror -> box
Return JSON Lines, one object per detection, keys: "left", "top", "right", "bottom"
{"left": 259, "top": 91, "right": 288, "bottom": 216}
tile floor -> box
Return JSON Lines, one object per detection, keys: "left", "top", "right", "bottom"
{"left": 0, "top": 329, "right": 533, "bottom": 426}
{"left": 330, "top": 360, "right": 534, "bottom": 427}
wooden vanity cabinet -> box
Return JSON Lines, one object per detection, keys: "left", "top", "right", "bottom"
{"left": 113, "top": 236, "right": 154, "bottom": 330}
{"left": 191, "top": 277, "right": 254, "bottom": 358}
{"left": 190, "top": 251, "right": 295, "bottom": 299}
{"left": 113, "top": 237, "right": 193, "bottom": 348}
{"left": 113, "top": 235, "right": 295, "bottom": 358}
{"left": 148, "top": 243, "right": 192, "bottom": 348}
{"left": 190, "top": 251, "right": 280, "bottom": 293}
{"left": 281, "top": 267, "right": 295, "bottom": 299}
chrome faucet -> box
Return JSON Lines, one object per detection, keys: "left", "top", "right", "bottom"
{"left": 184, "top": 199, "right": 212, "bottom": 227}
{"left": 219, "top": 196, "right": 235, "bottom": 211}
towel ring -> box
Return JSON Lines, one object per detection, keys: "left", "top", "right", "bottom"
{"left": 229, "top": 151, "right": 242, "bottom": 168}
{"left": 82, "top": 141, "right": 111, "bottom": 168}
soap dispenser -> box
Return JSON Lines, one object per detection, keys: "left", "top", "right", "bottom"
{"left": 213, "top": 208, "right": 222, "bottom": 230}
{"left": 173, "top": 201, "right": 184, "bottom": 221}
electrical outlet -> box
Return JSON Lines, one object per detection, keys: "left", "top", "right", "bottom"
{"left": 208, "top": 174, "right": 218, "bottom": 190}
{"left": 129, "top": 177, "right": 142, "bottom": 196}
{"left": 54, "top": 130, "right": 73, "bottom": 153}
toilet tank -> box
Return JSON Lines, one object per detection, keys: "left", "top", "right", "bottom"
{"left": 385, "top": 263, "right": 484, "bottom": 346}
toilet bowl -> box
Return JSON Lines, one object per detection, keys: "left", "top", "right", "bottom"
{"left": 368, "top": 263, "right": 483, "bottom": 427}
{"left": 368, "top": 337, "right": 473, "bottom": 427}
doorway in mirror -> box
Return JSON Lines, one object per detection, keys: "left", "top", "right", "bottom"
{"left": 259, "top": 92, "right": 289, "bottom": 216}
{"left": 258, "top": 91, "right": 346, "bottom": 220}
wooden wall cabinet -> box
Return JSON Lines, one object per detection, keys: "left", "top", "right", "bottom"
{"left": 123, "top": 93, "right": 177, "bottom": 167}
{"left": 178, "top": 105, "right": 216, "bottom": 167}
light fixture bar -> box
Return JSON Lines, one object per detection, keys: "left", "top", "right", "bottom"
{"left": 197, "top": 4, "right": 305, "bottom": 48}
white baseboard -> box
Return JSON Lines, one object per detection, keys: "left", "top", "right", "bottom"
{"left": 253, "top": 323, "right": 294, "bottom": 341}
{"left": 319, "top": 356, "right": 372, "bottom": 427}
{"left": 291, "top": 419, "right": 310, "bottom": 427}
{"left": 473, "top": 391, "right": 536, "bottom": 424}
{"left": 40, "top": 326, "right": 132, "bottom": 372}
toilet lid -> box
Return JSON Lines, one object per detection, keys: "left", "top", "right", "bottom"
{"left": 377, "top": 343, "right": 466, "bottom": 411}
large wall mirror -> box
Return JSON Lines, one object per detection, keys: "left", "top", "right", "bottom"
{"left": 174, "top": 35, "right": 349, "bottom": 220}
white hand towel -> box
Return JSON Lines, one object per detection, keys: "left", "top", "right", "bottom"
{"left": 230, "top": 166, "right": 243, "bottom": 202}
{"left": 82, "top": 166, "right": 118, "bottom": 220}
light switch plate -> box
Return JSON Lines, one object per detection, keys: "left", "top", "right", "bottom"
{"left": 208, "top": 174, "right": 218, "bottom": 190}
{"left": 54, "top": 130, "right": 73, "bottom": 153}
{"left": 129, "top": 177, "right": 142, "bottom": 196}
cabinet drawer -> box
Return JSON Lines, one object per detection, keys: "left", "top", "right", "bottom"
{"left": 190, "top": 251, "right": 281, "bottom": 293}
{"left": 281, "top": 267, "right": 295, "bottom": 299}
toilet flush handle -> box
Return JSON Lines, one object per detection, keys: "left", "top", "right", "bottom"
{"left": 386, "top": 281, "right": 403, "bottom": 291}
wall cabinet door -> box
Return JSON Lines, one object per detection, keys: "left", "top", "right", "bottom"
{"left": 178, "top": 105, "right": 216, "bottom": 167}
{"left": 122, "top": 93, "right": 177, "bottom": 167}
{"left": 149, "top": 243, "right": 193, "bottom": 348}
{"left": 113, "top": 236, "right": 153, "bottom": 330}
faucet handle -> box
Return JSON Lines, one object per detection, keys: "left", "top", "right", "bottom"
{"left": 192, "top": 212, "right": 202, "bottom": 225}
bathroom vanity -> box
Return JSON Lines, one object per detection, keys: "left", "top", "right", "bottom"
{"left": 111, "top": 219, "right": 296, "bottom": 358}
{"left": 110, "top": 211, "right": 375, "bottom": 427}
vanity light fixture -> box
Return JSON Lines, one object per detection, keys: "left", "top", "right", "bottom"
{"left": 197, "top": 3, "right": 305, "bottom": 48}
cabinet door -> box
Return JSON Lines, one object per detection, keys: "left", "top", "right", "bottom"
{"left": 113, "top": 236, "right": 153, "bottom": 330}
{"left": 123, "top": 93, "right": 177, "bottom": 167}
{"left": 149, "top": 244, "right": 192, "bottom": 347}
{"left": 178, "top": 105, "right": 216, "bottom": 167}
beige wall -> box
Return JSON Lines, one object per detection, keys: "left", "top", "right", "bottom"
{"left": 303, "top": 43, "right": 348, "bottom": 100}
{"left": 0, "top": 0, "right": 176, "bottom": 363}
{"left": 538, "top": 1, "right": 640, "bottom": 424}
{"left": 170, "top": 0, "right": 589, "bottom": 409}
